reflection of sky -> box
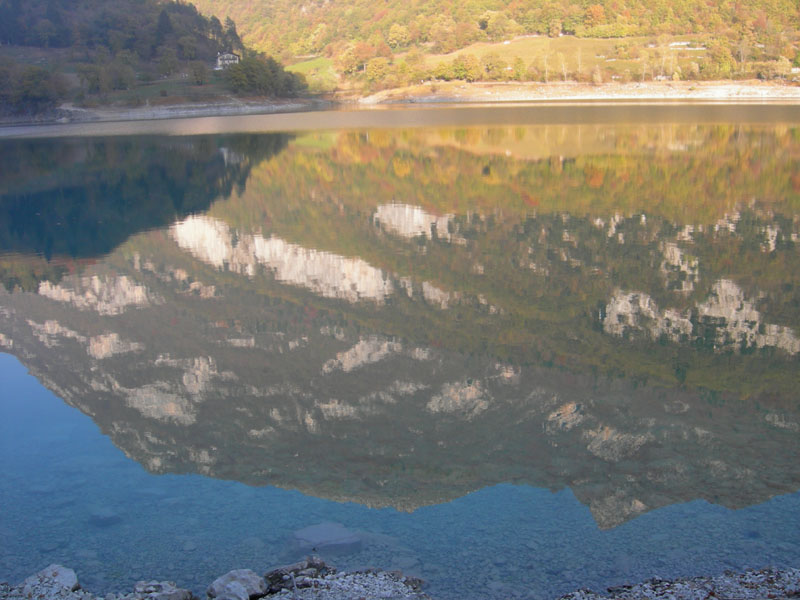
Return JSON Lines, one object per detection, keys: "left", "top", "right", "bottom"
{"left": 2, "top": 352, "right": 799, "bottom": 599}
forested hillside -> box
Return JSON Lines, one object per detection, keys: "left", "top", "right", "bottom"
{"left": 194, "top": 0, "right": 799, "bottom": 57}
{"left": 0, "top": 0, "right": 305, "bottom": 114}
{"left": 0, "top": 0, "right": 241, "bottom": 60}
{"left": 192, "top": 0, "right": 800, "bottom": 89}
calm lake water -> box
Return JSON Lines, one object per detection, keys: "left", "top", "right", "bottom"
{"left": 1, "top": 106, "right": 800, "bottom": 600}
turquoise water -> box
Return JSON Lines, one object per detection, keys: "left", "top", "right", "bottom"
{"left": 2, "top": 350, "right": 799, "bottom": 599}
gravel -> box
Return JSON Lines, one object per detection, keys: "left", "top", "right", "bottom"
{"left": 558, "top": 566, "right": 800, "bottom": 600}
{"left": 2, "top": 563, "right": 798, "bottom": 600}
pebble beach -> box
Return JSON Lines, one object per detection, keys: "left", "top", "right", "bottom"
{"left": 3, "top": 562, "right": 799, "bottom": 600}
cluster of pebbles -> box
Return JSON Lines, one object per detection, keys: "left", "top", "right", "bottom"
{"left": 0, "top": 560, "right": 430, "bottom": 600}
{"left": 3, "top": 563, "right": 799, "bottom": 600}
{"left": 558, "top": 567, "right": 800, "bottom": 600}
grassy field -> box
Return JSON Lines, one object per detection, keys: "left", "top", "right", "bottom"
{"left": 417, "top": 34, "right": 706, "bottom": 82}
{"left": 91, "top": 73, "right": 232, "bottom": 106}
{"left": 287, "top": 56, "right": 339, "bottom": 93}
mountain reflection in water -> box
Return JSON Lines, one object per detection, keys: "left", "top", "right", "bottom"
{"left": 1, "top": 120, "right": 799, "bottom": 597}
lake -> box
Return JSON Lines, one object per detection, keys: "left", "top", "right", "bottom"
{"left": 1, "top": 105, "right": 800, "bottom": 600}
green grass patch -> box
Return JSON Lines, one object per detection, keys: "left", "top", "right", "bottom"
{"left": 423, "top": 34, "right": 708, "bottom": 81}
{"left": 287, "top": 56, "right": 338, "bottom": 93}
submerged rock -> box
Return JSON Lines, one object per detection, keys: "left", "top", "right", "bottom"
{"left": 88, "top": 507, "right": 122, "bottom": 527}
{"left": 207, "top": 569, "right": 267, "bottom": 600}
{"left": 289, "top": 523, "right": 362, "bottom": 556}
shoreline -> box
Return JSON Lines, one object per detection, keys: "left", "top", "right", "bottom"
{"left": 1, "top": 81, "right": 799, "bottom": 132}
{"left": 2, "top": 563, "right": 798, "bottom": 600}
{"left": 0, "top": 97, "right": 331, "bottom": 128}
{"left": 358, "top": 80, "right": 800, "bottom": 105}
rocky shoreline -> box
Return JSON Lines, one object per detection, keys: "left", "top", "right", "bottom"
{"left": 3, "top": 563, "right": 799, "bottom": 600}
{"left": 0, "top": 560, "right": 430, "bottom": 600}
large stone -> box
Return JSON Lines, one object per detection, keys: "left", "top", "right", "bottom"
{"left": 290, "top": 522, "right": 362, "bottom": 556}
{"left": 133, "top": 580, "right": 192, "bottom": 600}
{"left": 207, "top": 569, "right": 267, "bottom": 600}
{"left": 22, "top": 564, "right": 80, "bottom": 596}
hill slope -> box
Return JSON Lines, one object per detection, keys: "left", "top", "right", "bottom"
{"left": 191, "top": 0, "right": 799, "bottom": 59}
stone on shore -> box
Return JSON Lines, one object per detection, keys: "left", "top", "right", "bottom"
{"left": 22, "top": 564, "right": 80, "bottom": 596}
{"left": 207, "top": 569, "right": 267, "bottom": 600}
{"left": 132, "top": 580, "right": 192, "bottom": 600}
{"left": 264, "top": 556, "right": 335, "bottom": 594}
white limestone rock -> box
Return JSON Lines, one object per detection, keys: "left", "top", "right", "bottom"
{"left": 22, "top": 564, "right": 80, "bottom": 596}
{"left": 207, "top": 569, "right": 267, "bottom": 600}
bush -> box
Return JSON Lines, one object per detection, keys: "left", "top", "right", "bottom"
{"left": 226, "top": 55, "right": 308, "bottom": 96}
{"left": 0, "top": 59, "right": 67, "bottom": 114}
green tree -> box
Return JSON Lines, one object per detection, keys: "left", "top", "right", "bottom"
{"left": 223, "top": 16, "right": 243, "bottom": 52}
{"left": 189, "top": 61, "right": 209, "bottom": 85}
{"left": 158, "top": 47, "right": 179, "bottom": 76}
{"left": 0, "top": 62, "right": 66, "bottom": 114}
{"left": 452, "top": 54, "right": 482, "bottom": 81}
{"left": 481, "top": 52, "right": 508, "bottom": 80}
{"left": 226, "top": 55, "right": 307, "bottom": 96}
{"left": 155, "top": 9, "right": 173, "bottom": 45}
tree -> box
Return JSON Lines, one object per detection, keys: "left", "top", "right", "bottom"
{"left": 585, "top": 5, "right": 606, "bottom": 27}
{"left": 189, "top": 61, "right": 209, "bottom": 85}
{"left": 558, "top": 52, "right": 567, "bottom": 81}
{"left": 512, "top": 56, "right": 526, "bottom": 81}
{"left": 226, "top": 55, "right": 307, "bottom": 96}
{"left": 155, "top": 9, "right": 173, "bottom": 45}
{"left": 0, "top": 61, "right": 66, "bottom": 114}
{"left": 158, "top": 47, "right": 179, "bottom": 76}
{"left": 452, "top": 54, "right": 482, "bottom": 81}
{"left": 366, "top": 57, "right": 390, "bottom": 84}
{"left": 177, "top": 35, "right": 197, "bottom": 60}
{"left": 387, "top": 24, "right": 408, "bottom": 49}
{"left": 481, "top": 52, "right": 507, "bottom": 80}
{"left": 209, "top": 16, "right": 224, "bottom": 45}
{"left": 223, "top": 16, "right": 243, "bottom": 52}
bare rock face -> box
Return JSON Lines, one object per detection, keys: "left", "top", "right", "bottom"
{"left": 22, "top": 564, "right": 80, "bottom": 596}
{"left": 132, "top": 580, "right": 192, "bottom": 600}
{"left": 289, "top": 522, "right": 362, "bottom": 556}
{"left": 206, "top": 569, "right": 267, "bottom": 600}
{"left": 264, "top": 556, "right": 335, "bottom": 594}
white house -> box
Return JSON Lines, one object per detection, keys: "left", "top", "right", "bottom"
{"left": 215, "top": 52, "right": 240, "bottom": 70}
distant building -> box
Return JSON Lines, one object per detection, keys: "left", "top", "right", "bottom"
{"left": 215, "top": 52, "right": 240, "bottom": 70}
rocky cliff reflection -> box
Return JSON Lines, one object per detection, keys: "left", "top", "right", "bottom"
{"left": 1, "top": 122, "right": 798, "bottom": 530}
